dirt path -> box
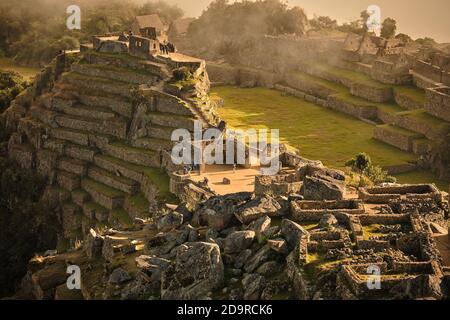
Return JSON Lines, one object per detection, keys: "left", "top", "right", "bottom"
{"left": 190, "top": 164, "right": 261, "bottom": 195}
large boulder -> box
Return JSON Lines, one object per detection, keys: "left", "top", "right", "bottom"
{"left": 193, "top": 192, "right": 252, "bottom": 229}
{"left": 235, "top": 196, "right": 282, "bottom": 224}
{"left": 281, "top": 219, "right": 310, "bottom": 251}
{"left": 157, "top": 211, "right": 183, "bottom": 232}
{"left": 247, "top": 216, "right": 271, "bottom": 244}
{"left": 242, "top": 273, "right": 266, "bottom": 300}
{"left": 109, "top": 268, "right": 132, "bottom": 285}
{"left": 301, "top": 175, "right": 345, "bottom": 200}
{"left": 161, "top": 242, "right": 224, "bottom": 299}
{"left": 244, "top": 245, "right": 277, "bottom": 273}
{"left": 319, "top": 214, "right": 339, "bottom": 229}
{"left": 135, "top": 255, "right": 171, "bottom": 283}
{"left": 224, "top": 231, "right": 256, "bottom": 254}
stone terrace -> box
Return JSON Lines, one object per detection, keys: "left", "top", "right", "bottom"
{"left": 4, "top": 41, "right": 222, "bottom": 246}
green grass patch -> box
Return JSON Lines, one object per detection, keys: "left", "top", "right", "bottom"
{"left": 0, "top": 57, "right": 39, "bottom": 81}
{"left": 213, "top": 86, "right": 416, "bottom": 169}
{"left": 312, "top": 62, "right": 390, "bottom": 89}
{"left": 84, "top": 201, "right": 108, "bottom": 214}
{"left": 377, "top": 124, "right": 422, "bottom": 138}
{"left": 394, "top": 170, "right": 449, "bottom": 191}
{"left": 110, "top": 208, "right": 133, "bottom": 228}
{"left": 82, "top": 178, "right": 125, "bottom": 198}
{"left": 362, "top": 224, "right": 385, "bottom": 240}
{"left": 126, "top": 193, "right": 149, "bottom": 212}
{"left": 287, "top": 72, "right": 348, "bottom": 93}
{"left": 393, "top": 86, "right": 426, "bottom": 105}
{"left": 214, "top": 85, "right": 449, "bottom": 188}
{"left": 398, "top": 109, "right": 450, "bottom": 132}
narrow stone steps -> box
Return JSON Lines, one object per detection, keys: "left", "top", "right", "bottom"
{"left": 87, "top": 165, "right": 139, "bottom": 195}
{"left": 81, "top": 178, "right": 125, "bottom": 210}
{"left": 57, "top": 170, "right": 81, "bottom": 191}
{"left": 61, "top": 72, "right": 133, "bottom": 99}
{"left": 104, "top": 142, "right": 160, "bottom": 168}
{"left": 146, "top": 111, "right": 198, "bottom": 131}
{"left": 65, "top": 143, "right": 98, "bottom": 162}
{"left": 147, "top": 124, "right": 178, "bottom": 141}
{"left": 53, "top": 82, "right": 133, "bottom": 118}
{"left": 373, "top": 124, "right": 424, "bottom": 153}
{"left": 83, "top": 50, "right": 171, "bottom": 79}
{"left": 131, "top": 137, "right": 173, "bottom": 152}
{"left": 82, "top": 201, "right": 109, "bottom": 222}
{"left": 71, "top": 63, "right": 158, "bottom": 85}
{"left": 50, "top": 127, "right": 90, "bottom": 146}
{"left": 54, "top": 114, "right": 128, "bottom": 140}
{"left": 58, "top": 157, "right": 88, "bottom": 176}
{"left": 94, "top": 155, "right": 146, "bottom": 183}
{"left": 53, "top": 101, "right": 117, "bottom": 121}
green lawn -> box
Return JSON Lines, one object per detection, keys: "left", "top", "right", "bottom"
{"left": 213, "top": 86, "right": 448, "bottom": 189}
{"left": 312, "top": 62, "right": 390, "bottom": 89}
{"left": 0, "top": 57, "right": 39, "bottom": 81}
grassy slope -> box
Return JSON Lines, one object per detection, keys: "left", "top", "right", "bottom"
{"left": 0, "top": 57, "right": 39, "bottom": 81}
{"left": 213, "top": 86, "right": 448, "bottom": 189}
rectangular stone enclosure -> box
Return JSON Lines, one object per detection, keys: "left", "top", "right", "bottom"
{"left": 290, "top": 199, "right": 365, "bottom": 222}
{"left": 359, "top": 184, "right": 442, "bottom": 204}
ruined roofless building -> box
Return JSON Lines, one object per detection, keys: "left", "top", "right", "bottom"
{"left": 132, "top": 14, "right": 167, "bottom": 42}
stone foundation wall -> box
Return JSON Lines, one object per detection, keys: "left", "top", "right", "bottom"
{"left": 373, "top": 125, "right": 415, "bottom": 152}
{"left": 72, "top": 64, "right": 158, "bottom": 86}
{"left": 394, "top": 90, "right": 424, "bottom": 110}
{"left": 350, "top": 82, "right": 393, "bottom": 103}
{"left": 359, "top": 214, "right": 410, "bottom": 225}
{"left": 424, "top": 86, "right": 450, "bottom": 122}
{"left": 359, "top": 184, "right": 442, "bottom": 204}
{"left": 327, "top": 95, "right": 378, "bottom": 120}
{"left": 414, "top": 60, "right": 443, "bottom": 83}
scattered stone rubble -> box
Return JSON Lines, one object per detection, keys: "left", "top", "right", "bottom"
{"left": 15, "top": 155, "right": 450, "bottom": 300}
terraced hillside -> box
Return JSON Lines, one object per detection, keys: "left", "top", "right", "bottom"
{"left": 211, "top": 59, "right": 450, "bottom": 189}
{"left": 1, "top": 50, "right": 221, "bottom": 247}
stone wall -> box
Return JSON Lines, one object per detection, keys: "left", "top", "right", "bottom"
{"left": 413, "top": 60, "right": 443, "bottom": 83}
{"left": 327, "top": 95, "right": 378, "bottom": 120}
{"left": 290, "top": 200, "right": 364, "bottom": 222}
{"left": 425, "top": 86, "right": 450, "bottom": 122}
{"left": 254, "top": 174, "right": 302, "bottom": 196}
{"left": 373, "top": 125, "right": 417, "bottom": 152}
{"left": 394, "top": 90, "right": 424, "bottom": 110}
{"left": 349, "top": 82, "right": 393, "bottom": 103}
{"left": 359, "top": 184, "right": 442, "bottom": 204}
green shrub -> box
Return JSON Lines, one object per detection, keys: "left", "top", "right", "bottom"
{"left": 346, "top": 153, "right": 396, "bottom": 186}
{"left": 0, "top": 71, "right": 27, "bottom": 113}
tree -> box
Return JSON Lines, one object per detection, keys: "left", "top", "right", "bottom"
{"left": 346, "top": 153, "right": 396, "bottom": 185}
{"left": 310, "top": 16, "right": 337, "bottom": 30}
{"left": 0, "top": 71, "right": 27, "bottom": 113}
{"left": 381, "top": 18, "right": 397, "bottom": 38}
{"left": 282, "top": 7, "right": 309, "bottom": 35}
{"left": 395, "top": 33, "right": 412, "bottom": 43}
{"left": 415, "top": 37, "right": 437, "bottom": 47}
{"left": 346, "top": 152, "right": 372, "bottom": 174}
{"left": 360, "top": 10, "right": 370, "bottom": 33}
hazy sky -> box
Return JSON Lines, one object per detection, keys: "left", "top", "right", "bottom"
{"left": 160, "top": 0, "right": 450, "bottom": 43}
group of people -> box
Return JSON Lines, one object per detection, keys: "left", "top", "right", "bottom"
{"left": 160, "top": 41, "right": 175, "bottom": 55}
